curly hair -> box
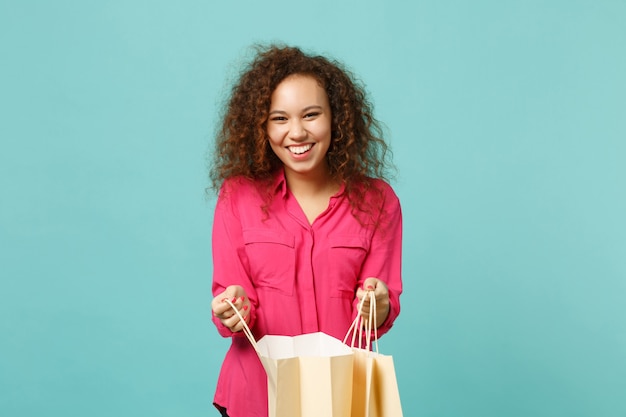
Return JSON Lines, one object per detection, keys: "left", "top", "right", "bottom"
{"left": 209, "top": 44, "right": 394, "bottom": 223}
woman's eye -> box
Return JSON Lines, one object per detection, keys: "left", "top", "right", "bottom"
{"left": 304, "top": 112, "right": 320, "bottom": 119}
{"left": 271, "top": 116, "right": 287, "bottom": 121}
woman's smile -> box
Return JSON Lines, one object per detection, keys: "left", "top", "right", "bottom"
{"left": 288, "top": 143, "right": 314, "bottom": 155}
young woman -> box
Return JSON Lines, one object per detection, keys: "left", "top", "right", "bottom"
{"left": 208, "top": 44, "right": 403, "bottom": 417}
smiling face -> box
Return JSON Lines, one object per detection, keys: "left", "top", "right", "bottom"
{"left": 266, "top": 74, "right": 332, "bottom": 182}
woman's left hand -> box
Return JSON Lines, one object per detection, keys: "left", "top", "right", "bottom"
{"left": 356, "top": 277, "right": 390, "bottom": 328}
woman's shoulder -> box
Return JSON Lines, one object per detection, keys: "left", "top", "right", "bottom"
{"left": 217, "top": 176, "right": 265, "bottom": 204}
{"left": 365, "top": 177, "right": 399, "bottom": 201}
{"left": 220, "top": 176, "right": 258, "bottom": 192}
{"left": 368, "top": 177, "right": 394, "bottom": 191}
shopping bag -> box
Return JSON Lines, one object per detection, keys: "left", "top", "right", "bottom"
{"left": 226, "top": 301, "right": 354, "bottom": 417}
{"left": 258, "top": 332, "right": 354, "bottom": 417}
{"left": 344, "top": 291, "right": 403, "bottom": 417}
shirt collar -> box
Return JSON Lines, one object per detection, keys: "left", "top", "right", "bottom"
{"left": 272, "top": 169, "right": 289, "bottom": 198}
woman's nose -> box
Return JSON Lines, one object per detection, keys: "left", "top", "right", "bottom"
{"left": 288, "top": 121, "right": 307, "bottom": 141}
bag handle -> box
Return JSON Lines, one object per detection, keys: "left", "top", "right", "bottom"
{"left": 224, "top": 299, "right": 260, "bottom": 355}
{"left": 343, "top": 291, "right": 379, "bottom": 353}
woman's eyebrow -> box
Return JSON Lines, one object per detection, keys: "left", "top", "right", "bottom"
{"left": 269, "top": 105, "right": 324, "bottom": 115}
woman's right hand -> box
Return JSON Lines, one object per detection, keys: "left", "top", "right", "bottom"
{"left": 211, "top": 285, "right": 251, "bottom": 332}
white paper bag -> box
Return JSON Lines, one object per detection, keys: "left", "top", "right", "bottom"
{"left": 345, "top": 292, "right": 403, "bottom": 417}
{"left": 227, "top": 301, "right": 354, "bottom": 417}
{"left": 258, "top": 332, "right": 354, "bottom": 417}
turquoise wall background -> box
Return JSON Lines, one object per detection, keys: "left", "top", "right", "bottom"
{"left": 1, "top": 1, "right": 624, "bottom": 416}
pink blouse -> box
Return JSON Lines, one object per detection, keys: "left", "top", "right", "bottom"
{"left": 211, "top": 170, "right": 403, "bottom": 417}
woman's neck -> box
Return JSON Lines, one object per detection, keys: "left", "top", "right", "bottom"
{"left": 284, "top": 167, "right": 338, "bottom": 198}
{"left": 283, "top": 167, "right": 340, "bottom": 224}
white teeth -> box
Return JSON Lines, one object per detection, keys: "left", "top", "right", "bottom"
{"left": 289, "top": 144, "right": 313, "bottom": 154}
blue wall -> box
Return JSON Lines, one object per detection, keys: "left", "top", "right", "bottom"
{"left": 1, "top": 1, "right": 624, "bottom": 416}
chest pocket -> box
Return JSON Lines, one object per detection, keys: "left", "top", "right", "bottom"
{"left": 243, "top": 229, "right": 295, "bottom": 296}
{"left": 329, "top": 235, "right": 370, "bottom": 298}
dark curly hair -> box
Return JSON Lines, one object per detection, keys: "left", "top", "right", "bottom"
{"left": 209, "top": 44, "right": 394, "bottom": 223}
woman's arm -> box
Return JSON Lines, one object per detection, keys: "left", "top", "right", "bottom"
{"left": 356, "top": 183, "right": 403, "bottom": 334}
{"left": 210, "top": 183, "right": 258, "bottom": 336}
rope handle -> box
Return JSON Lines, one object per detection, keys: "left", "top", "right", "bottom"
{"left": 342, "top": 290, "right": 379, "bottom": 353}
{"left": 227, "top": 292, "right": 380, "bottom": 355}
{"left": 224, "top": 299, "right": 260, "bottom": 355}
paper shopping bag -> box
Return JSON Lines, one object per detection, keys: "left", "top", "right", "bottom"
{"left": 257, "top": 332, "right": 354, "bottom": 417}
{"left": 225, "top": 300, "right": 355, "bottom": 417}
{"left": 346, "top": 292, "right": 403, "bottom": 417}
{"left": 351, "top": 348, "right": 403, "bottom": 417}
